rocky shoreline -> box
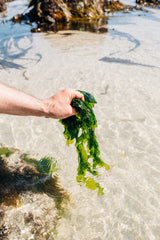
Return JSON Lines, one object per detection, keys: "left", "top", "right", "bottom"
{"left": 11, "top": 0, "right": 142, "bottom": 32}
{"left": 1, "top": 0, "right": 159, "bottom": 32}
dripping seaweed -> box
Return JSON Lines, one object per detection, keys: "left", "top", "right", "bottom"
{"left": 59, "top": 90, "right": 110, "bottom": 195}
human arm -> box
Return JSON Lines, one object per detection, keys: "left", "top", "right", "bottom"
{"left": 0, "top": 82, "right": 84, "bottom": 119}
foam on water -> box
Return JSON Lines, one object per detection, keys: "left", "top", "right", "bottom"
{"left": 0, "top": 1, "right": 160, "bottom": 239}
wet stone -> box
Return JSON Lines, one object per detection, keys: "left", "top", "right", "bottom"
{"left": 24, "top": 212, "right": 34, "bottom": 224}
{"left": 0, "top": 209, "right": 4, "bottom": 219}
{"left": 0, "top": 0, "right": 6, "bottom": 13}
{"left": 0, "top": 147, "right": 70, "bottom": 239}
{"left": 0, "top": 224, "right": 10, "bottom": 239}
{"left": 98, "top": 27, "right": 107, "bottom": 33}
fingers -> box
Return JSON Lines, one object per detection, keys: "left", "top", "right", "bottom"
{"left": 71, "top": 106, "right": 77, "bottom": 116}
{"left": 70, "top": 89, "right": 84, "bottom": 116}
{"left": 71, "top": 90, "right": 85, "bottom": 101}
{"left": 45, "top": 88, "right": 85, "bottom": 119}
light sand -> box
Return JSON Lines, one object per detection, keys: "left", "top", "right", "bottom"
{"left": 0, "top": 1, "right": 160, "bottom": 239}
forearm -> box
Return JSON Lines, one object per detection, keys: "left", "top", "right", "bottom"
{"left": 0, "top": 82, "right": 47, "bottom": 117}
{"left": 0, "top": 82, "right": 84, "bottom": 119}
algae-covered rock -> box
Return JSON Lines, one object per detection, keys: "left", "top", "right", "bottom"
{"left": 12, "top": 0, "right": 143, "bottom": 32}
{"left": 0, "top": 146, "right": 69, "bottom": 239}
{"left": 13, "top": 0, "right": 106, "bottom": 31}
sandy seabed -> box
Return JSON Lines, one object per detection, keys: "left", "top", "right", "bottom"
{"left": 0, "top": 0, "right": 160, "bottom": 239}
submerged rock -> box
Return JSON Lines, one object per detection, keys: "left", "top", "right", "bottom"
{"left": 0, "top": 146, "right": 70, "bottom": 239}
{"left": 0, "top": 0, "right": 6, "bottom": 12}
{"left": 0, "top": 0, "right": 13, "bottom": 13}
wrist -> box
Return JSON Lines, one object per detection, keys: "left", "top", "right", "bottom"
{"left": 41, "top": 98, "right": 55, "bottom": 118}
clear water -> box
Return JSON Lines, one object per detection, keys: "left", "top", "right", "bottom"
{"left": 0, "top": 1, "right": 160, "bottom": 239}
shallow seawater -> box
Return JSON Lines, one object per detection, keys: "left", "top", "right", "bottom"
{"left": 0, "top": 0, "right": 160, "bottom": 239}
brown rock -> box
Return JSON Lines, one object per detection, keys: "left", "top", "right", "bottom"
{"left": 136, "top": 0, "right": 160, "bottom": 6}
{"left": 0, "top": 0, "right": 6, "bottom": 12}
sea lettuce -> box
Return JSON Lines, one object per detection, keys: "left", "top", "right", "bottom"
{"left": 59, "top": 91, "right": 110, "bottom": 195}
{"left": 21, "top": 154, "right": 58, "bottom": 175}
{"left": 0, "top": 148, "right": 14, "bottom": 159}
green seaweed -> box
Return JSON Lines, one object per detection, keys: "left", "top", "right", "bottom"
{"left": 20, "top": 154, "right": 68, "bottom": 214}
{"left": 59, "top": 90, "right": 110, "bottom": 195}
{"left": 0, "top": 148, "right": 14, "bottom": 159}
{"left": 21, "top": 154, "right": 58, "bottom": 175}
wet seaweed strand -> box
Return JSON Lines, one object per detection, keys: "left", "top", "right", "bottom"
{"left": 59, "top": 91, "right": 110, "bottom": 195}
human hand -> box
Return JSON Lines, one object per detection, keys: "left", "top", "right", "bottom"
{"left": 42, "top": 88, "right": 84, "bottom": 119}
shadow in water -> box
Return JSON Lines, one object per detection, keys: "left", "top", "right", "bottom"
{"left": 0, "top": 22, "right": 42, "bottom": 70}
{"left": 0, "top": 60, "right": 24, "bottom": 70}
{"left": 99, "top": 56, "right": 159, "bottom": 68}
{"left": 110, "top": 29, "right": 141, "bottom": 52}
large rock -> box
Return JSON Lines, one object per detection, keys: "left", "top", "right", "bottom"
{"left": 12, "top": 0, "right": 140, "bottom": 32}
{"left": 13, "top": 0, "right": 106, "bottom": 30}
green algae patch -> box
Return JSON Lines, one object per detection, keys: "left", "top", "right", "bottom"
{"left": 21, "top": 154, "right": 59, "bottom": 176}
{"left": 0, "top": 149, "right": 70, "bottom": 240}
{"left": 20, "top": 154, "right": 69, "bottom": 214}
{"left": 59, "top": 91, "right": 110, "bottom": 195}
{"left": 0, "top": 150, "right": 69, "bottom": 214}
{"left": 0, "top": 148, "right": 14, "bottom": 159}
